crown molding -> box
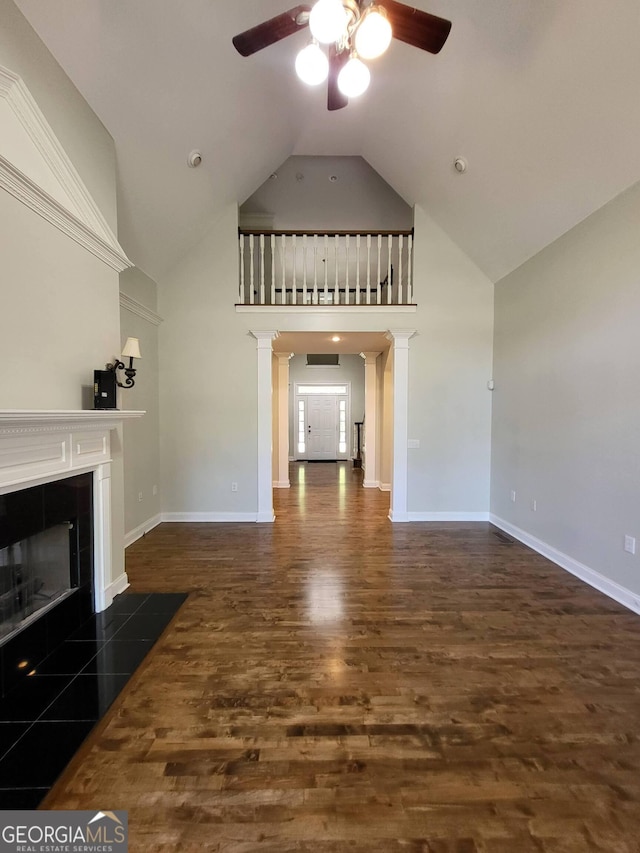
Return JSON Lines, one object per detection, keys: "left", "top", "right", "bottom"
{"left": 119, "top": 292, "right": 163, "bottom": 326}
{"left": 0, "top": 64, "right": 132, "bottom": 273}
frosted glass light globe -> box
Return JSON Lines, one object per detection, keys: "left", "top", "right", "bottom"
{"left": 337, "top": 56, "right": 371, "bottom": 98}
{"left": 309, "top": 0, "right": 348, "bottom": 45}
{"left": 354, "top": 9, "right": 392, "bottom": 60}
{"left": 295, "top": 42, "right": 329, "bottom": 86}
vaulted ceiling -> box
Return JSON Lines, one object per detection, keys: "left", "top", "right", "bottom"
{"left": 14, "top": 0, "right": 640, "bottom": 283}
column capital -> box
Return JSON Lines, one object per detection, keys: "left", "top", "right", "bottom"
{"left": 250, "top": 330, "right": 279, "bottom": 349}
{"left": 275, "top": 351, "right": 294, "bottom": 364}
{"left": 359, "top": 351, "right": 381, "bottom": 364}
{"left": 385, "top": 330, "right": 416, "bottom": 348}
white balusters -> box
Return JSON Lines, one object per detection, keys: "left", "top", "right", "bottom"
{"left": 366, "top": 234, "right": 371, "bottom": 305}
{"left": 281, "top": 234, "right": 286, "bottom": 303}
{"left": 398, "top": 233, "right": 404, "bottom": 305}
{"left": 237, "top": 230, "right": 414, "bottom": 307}
{"left": 345, "top": 234, "right": 350, "bottom": 305}
{"left": 355, "top": 234, "right": 361, "bottom": 305}
{"left": 407, "top": 233, "right": 413, "bottom": 304}
{"left": 302, "top": 234, "right": 308, "bottom": 305}
{"left": 270, "top": 234, "right": 276, "bottom": 304}
{"left": 334, "top": 234, "right": 339, "bottom": 305}
{"left": 249, "top": 234, "right": 255, "bottom": 305}
{"left": 323, "top": 234, "right": 329, "bottom": 304}
{"left": 292, "top": 234, "right": 297, "bottom": 305}
{"left": 259, "top": 233, "right": 265, "bottom": 305}
{"left": 239, "top": 233, "right": 245, "bottom": 304}
{"left": 387, "top": 234, "right": 393, "bottom": 304}
{"left": 313, "top": 234, "right": 319, "bottom": 305}
{"left": 377, "top": 234, "right": 382, "bottom": 305}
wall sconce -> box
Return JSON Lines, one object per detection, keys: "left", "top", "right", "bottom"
{"left": 108, "top": 337, "right": 142, "bottom": 388}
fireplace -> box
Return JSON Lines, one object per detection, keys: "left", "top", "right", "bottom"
{"left": 0, "top": 409, "right": 144, "bottom": 696}
{"left": 0, "top": 469, "right": 93, "bottom": 630}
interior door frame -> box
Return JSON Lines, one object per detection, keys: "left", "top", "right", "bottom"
{"left": 294, "top": 381, "right": 352, "bottom": 461}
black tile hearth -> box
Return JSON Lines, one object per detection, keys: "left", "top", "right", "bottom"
{"left": 41, "top": 673, "right": 131, "bottom": 721}
{"left": 0, "top": 590, "right": 187, "bottom": 808}
{"left": 0, "top": 721, "right": 96, "bottom": 789}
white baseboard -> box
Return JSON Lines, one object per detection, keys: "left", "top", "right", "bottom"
{"left": 408, "top": 511, "right": 490, "bottom": 522}
{"left": 256, "top": 511, "right": 276, "bottom": 523}
{"left": 388, "top": 510, "right": 409, "bottom": 522}
{"left": 379, "top": 482, "right": 391, "bottom": 492}
{"left": 124, "top": 513, "right": 162, "bottom": 548}
{"left": 105, "top": 572, "right": 129, "bottom": 607}
{"left": 363, "top": 479, "right": 379, "bottom": 489}
{"left": 490, "top": 514, "right": 640, "bottom": 616}
{"left": 273, "top": 481, "right": 290, "bottom": 488}
{"left": 161, "top": 512, "right": 260, "bottom": 523}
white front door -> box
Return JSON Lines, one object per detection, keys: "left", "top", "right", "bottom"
{"left": 308, "top": 395, "right": 338, "bottom": 460}
{"left": 295, "top": 385, "right": 350, "bottom": 461}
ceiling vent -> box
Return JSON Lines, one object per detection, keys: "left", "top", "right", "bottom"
{"left": 307, "top": 354, "right": 339, "bottom": 366}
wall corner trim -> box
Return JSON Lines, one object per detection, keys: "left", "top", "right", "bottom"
{"left": 0, "top": 64, "right": 132, "bottom": 272}
{"left": 490, "top": 514, "right": 640, "bottom": 616}
{"left": 124, "top": 513, "right": 162, "bottom": 548}
{"left": 104, "top": 572, "right": 130, "bottom": 608}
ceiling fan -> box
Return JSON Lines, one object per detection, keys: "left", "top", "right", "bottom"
{"left": 232, "top": 0, "right": 452, "bottom": 111}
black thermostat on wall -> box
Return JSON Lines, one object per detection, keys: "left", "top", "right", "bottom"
{"left": 93, "top": 369, "right": 117, "bottom": 409}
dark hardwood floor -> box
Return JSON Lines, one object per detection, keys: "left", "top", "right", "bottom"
{"left": 45, "top": 462, "right": 640, "bottom": 851}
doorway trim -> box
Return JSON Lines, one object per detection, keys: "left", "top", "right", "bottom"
{"left": 253, "top": 328, "right": 415, "bottom": 523}
{"left": 294, "top": 382, "right": 352, "bottom": 461}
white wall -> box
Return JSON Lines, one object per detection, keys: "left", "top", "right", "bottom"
{"left": 288, "top": 354, "right": 365, "bottom": 458}
{"left": 159, "top": 201, "right": 494, "bottom": 519}
{"left": 406, "top": 206, "right": 494, "bottom": 515}
{"left": 241, "top": 155, "right": 413, "bottom": 232}
{"left": 0, "top": 0, "right": 125, "bottom": 584}
{"left": 120, "top": 268, "right": 161, "bottom": 541}
{"left": 159, "top": 204, "right": 260, "bottom": 518}
{"left": 491, "top": 180, "right": 640, "bottom": 597}
{"left": 0, "top": 0, "right": 117, "bottom": 233}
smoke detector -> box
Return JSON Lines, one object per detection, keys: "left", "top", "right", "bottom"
{"left": 187, "top": 150, "right": 203, "bottom": 168}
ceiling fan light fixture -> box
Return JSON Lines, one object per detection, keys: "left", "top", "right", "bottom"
{"left": 337, "top": 54, "right": 370, "bottom": 98}
{"left": 309, "top": 0, "right": 348, "bottom": 45}
{"left": 354, "top": 7, "right": 392, "bottom": 60}
{"left": 295, "top": 41, "right": 329, "bottom": 85}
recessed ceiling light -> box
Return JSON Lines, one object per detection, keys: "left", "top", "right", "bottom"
{"left": 454, "top": 157, "right": 467, "bottom": 173}
{"left": 329, "top": 175, "right": 338, "bottom": 182}
{"left": 269, "top": 172, "right": 278, "bottom": 180}
{"left": 187, "top": 150, "right": 202, "bottom": 168}
{"left": 331, "top": 335, "right": 341, "bottom": 342}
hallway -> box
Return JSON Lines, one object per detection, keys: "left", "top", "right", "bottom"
{"left": 46, "top": 462, "right": 640, "bottom": 851}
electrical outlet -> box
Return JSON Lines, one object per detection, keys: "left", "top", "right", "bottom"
{"left": 152, "top": 484, "right": 158, "bottom": 496}
{"left": 531, "top": 499, "right": 537, "bottom": 512}
{"left": 624, "top": 535, "right": 636, "bottom": 555}
{"left": 510, "top": 490, "right": 516, "bottom": 503}
{"left": 138, "top": 492, "right": 143, "bottom": 502}
{"left": 231, "top": 482, "right": 238, "bottom": 492}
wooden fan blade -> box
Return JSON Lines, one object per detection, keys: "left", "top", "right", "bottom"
{"left": 383, "top": 0, "right": 452, "bottom": 54}
{"left": 232, "top": 5, "right": 312, "bottom": 57}
{"left": 328, "top": 45, "right": 349, "bottom": 111}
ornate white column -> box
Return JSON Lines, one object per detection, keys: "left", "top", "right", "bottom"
{"left": 386, "top": 330, "right": 416, "bottom": 522}
{"left": 360, "top": 351, "right": 381, "bottom": 488}
{"left": 251, "top": 330, "right": 278, "bottom": 522}
{"left": 274, "top": 352, "right": 292, "bottom": 488}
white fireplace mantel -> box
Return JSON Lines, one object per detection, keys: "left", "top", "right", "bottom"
{"left": 0, "top": 409, "right": 145, "bottom": 612}
{"left": 0, "top": 409, "right": 145, "bottom": 433}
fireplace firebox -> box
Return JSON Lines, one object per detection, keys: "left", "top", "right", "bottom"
{"left": 0, "top": 473, "right": 93, "bottom": 695}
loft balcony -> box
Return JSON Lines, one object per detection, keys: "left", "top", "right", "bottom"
{"left": 237, "top": 229, "right": 414, "bottom": 307}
